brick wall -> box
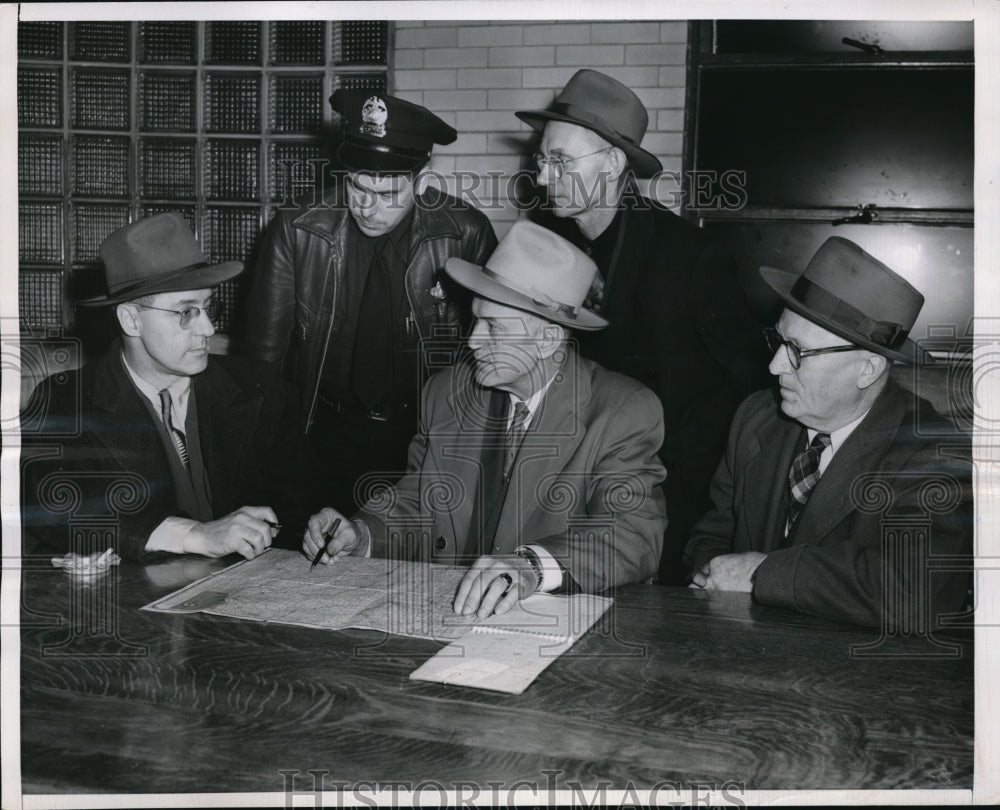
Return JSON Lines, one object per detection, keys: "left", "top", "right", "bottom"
{"left": 393, "top": 20, "right": 688, "bottom": 237}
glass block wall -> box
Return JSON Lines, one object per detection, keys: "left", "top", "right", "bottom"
{"left": 18, "top": 20, "right": 391, "bottom": 336}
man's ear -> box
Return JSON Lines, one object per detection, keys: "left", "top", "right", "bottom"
{"left": 412, "top": 166, "right": 433, "bottom": 197}
{"left": 117, "top": 303, "right": 141, "bottom": 337}
{"left": 536, "top": 324, "right": 568, "bottom": 359}
{"left": 606, "top": 147, "right": 628, "bottom": 183}
{"left": 857, "top": 352, "right": 890, "bottom": 389}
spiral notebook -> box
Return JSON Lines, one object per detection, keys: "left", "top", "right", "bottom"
{"left": 409, "top": 593, "right": 612, "bottom": 694}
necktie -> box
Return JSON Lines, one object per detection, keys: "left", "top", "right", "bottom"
{"left": 787, "top": 432, "right": 831, "bottom": 530}
{"left": 503, "top": 401, "right": 530, "bottom": 478}
{"left": 159, "top": 389, "right": 190, "bottom": 468}
{"left": 350, "top": 238, "right": 393, "bottom": 408}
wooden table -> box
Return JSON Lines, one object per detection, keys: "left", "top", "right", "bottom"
{"left": 18, "top": 555, "right": 973, "bottom": 797}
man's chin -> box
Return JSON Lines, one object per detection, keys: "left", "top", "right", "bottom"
{"left": 472, "top": 364, "right": 492, "bottom": 386}
{"left": 350, "top": 218, "right": 386, "bottom": 237}
{"left": 778, "top": 399, "right": 799, "bottom": 419}
{"left": 186, "top": 353, "right": 210, "bottom": 374}
{"left": 546, "top": 203, "right": 574, "bottom": 219}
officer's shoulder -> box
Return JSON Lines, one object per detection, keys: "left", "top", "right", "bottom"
{"left": 205, "top": 353, "right": 286, "bottom": 396}
{"left": 418, "top": 187, "right": 491, "bottom": 228}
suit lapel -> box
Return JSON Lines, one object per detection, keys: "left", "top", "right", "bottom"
{"left": 435, "top": 363, "right": 493, "bottom": 547}
{"left": 496, "top": 349, "right": 589, "bottom": 544}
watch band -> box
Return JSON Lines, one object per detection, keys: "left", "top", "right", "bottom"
{"left": 515, "top": 546, "right": 544, "bottom": 592}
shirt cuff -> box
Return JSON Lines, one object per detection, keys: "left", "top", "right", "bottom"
{"left": 353, "top": 519, "right": 373, "bottom": 558}
{"left": 522, "top": 544, "right": 562, "bottom": 593}
{"left": 143, "top": 516, "right": 199, "bottom": 554}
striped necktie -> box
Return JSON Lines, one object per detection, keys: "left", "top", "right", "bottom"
{"left": 787, "top": 432, "right": 831, "bottom": 530}
{"left": 159, "top": 388, "right": 190, "bottom": 468}
{"left": 503, "top": 401, "right": 530, "bottom": 478}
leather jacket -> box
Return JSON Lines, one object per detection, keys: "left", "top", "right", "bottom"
{"left": 244, "top": 183, "right": 497, "bottom": 432}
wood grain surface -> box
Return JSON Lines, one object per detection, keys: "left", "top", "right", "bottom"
{"left": 19, "top": 556, "right": 973, "bottom": 795}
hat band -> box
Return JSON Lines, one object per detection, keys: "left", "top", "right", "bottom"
{"left": 791, "top": 276, "right": 908, "bottom": 350}
{"left": 343, "top": 137, "right": 432, "bottom": 160}
{"left": 550, "top": 102, "right": 638, "bottom": 146}
{"left": 481, "top": 266, "right": 580, "bottom": 321}
{"left": 108, "top": 261, "right": 213, "bottom": 297}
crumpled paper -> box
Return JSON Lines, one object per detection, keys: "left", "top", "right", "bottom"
{"left": 50, "top": 548, "right": 121, "bottom": 576}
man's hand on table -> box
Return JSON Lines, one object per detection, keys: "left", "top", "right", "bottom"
{"left": 303, "top": 507, "right": 361, "bottom": 563}
{"left": 453, "top": 554, "right": 538, "bottom": 618}
{"left": 689, "top": 551, "right": 766, "bottom": 592}
{"left": 183, "top": 506, "right": 278, "bottom": 559}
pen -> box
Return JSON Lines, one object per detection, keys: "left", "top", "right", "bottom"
{"left": 310, "top": 517, "right": 342, "bottom": 570}
{"left": 266, "top": 521, "right": 282, "bottom": 530}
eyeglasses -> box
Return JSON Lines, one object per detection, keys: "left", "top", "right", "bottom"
{"left": 135, "top": 298, "right": 219, "bottom": 329}
{"left": 532, "top": 148, "right": 612, "bottom": 179}
{"left": 763, "top": 328, "right": 858, "bottom": 370}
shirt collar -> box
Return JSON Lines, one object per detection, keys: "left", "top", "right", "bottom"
{"left": 807, "top": 407, "right": 871, "bottom": 457}
{"left": 120, "top": 351, "right": 192, "bottom": 422}
{"left": 507, "top": 372, "right": 559, "bottom": 429}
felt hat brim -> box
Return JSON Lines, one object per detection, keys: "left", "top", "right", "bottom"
{"left": 516, "top": 110, "right": 663, "bottom": 178}
{"left": 78, "top": 261, "right": 244, "bottom": 307}
{"left": 445, "top": 257, "right": 608, "bottom": 331}
{"left": 760, "top": 265, "right": 917, "bottom": 363}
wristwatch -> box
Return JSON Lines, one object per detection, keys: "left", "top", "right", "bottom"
{"left": 515, "top": 546, "right": 544, "bottom": 592}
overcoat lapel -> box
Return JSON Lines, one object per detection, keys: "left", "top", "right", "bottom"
{"left": 196, "top": 362, "right": 263, "bottom": 509}
{"left": 90, "top": 349, "right": 173, "bottom": 495}
{"left": 791, "top": 381, "right": 907, "bottom": 545}
{"left": 745, "top": 409, "right": 803, "bottom": 551}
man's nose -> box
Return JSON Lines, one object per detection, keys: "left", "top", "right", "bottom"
{"left": 192, "top": 309, "right": 216, "bottom": 338}
{"left": 352, "top": 189, "right": 378, "bottom": 214}
{"left": 768, "top": 344, "right": 791, "bottom": 375}
{"left": 467, "top": 321, "right": 487, "bottom": 350}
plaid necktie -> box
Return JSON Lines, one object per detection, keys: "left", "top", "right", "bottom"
{"left": 159, "top": 388, "right": 190, "bottom": 468}
{"left": 787, "top": 432, "right": 831, "bottom": 530}
{"left": 503, "top": 401, "right": 530, "bottom": 478}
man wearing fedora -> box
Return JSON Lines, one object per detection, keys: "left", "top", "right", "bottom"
{"left": 685, "top": 237, "right": 972, "bottom": 628}
{"left": 22, "top": 214, "right": 313, "bottom": 561}
{"left": 516, "top": 69, "right": 770, "bottom": 587}
{"left": 245, "top": 90, "right": 497, "bottom": 515}
{"left": 303, "top": 221, "right": 666, "bottom": 618}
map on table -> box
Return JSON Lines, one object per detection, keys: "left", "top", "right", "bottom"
{"left": 141, "top": 548, "right": 481, "bottom": 641}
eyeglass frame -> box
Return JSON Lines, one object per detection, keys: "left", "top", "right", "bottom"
{"left": 133, "top": 297, "right": 220, "bottom": 329}
{"left": 763, "top": 327, "right": 859, "bottom": 370}
{"left": 532, "top": 147, "right": 613, "bottom": 179}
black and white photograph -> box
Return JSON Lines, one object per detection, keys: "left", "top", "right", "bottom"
{"left": 1, "top": 1, "right": 995, "bottom": 807}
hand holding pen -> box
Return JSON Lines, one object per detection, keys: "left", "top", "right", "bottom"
{"left": 303, "top": 508, "right": 361, "bottom": 567}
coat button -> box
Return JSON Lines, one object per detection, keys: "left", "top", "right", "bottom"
{"left": 492, "top": 545, "right": 500, "bottom": 552}
{"left": 435, "top": 536, "right": 447, "bottom": 551}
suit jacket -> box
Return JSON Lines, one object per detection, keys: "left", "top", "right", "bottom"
{"left": 21, "top": 342, "right": 316, "bottom": 560}
{"left": 684, "top": 379, "right": 973, "bottom": 628}
{"left": 534, "top": 192, "right": 770, "bottom": 583}
{"left": 356, "top": 348, "right": 667, "bottom": 592}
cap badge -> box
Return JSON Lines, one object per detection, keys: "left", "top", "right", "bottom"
{"left": 360, "top": 96, "right": 388, "bottom": 138}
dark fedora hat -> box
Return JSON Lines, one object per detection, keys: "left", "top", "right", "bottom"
{"left": 445, "top": 220, "right": 608, "bottom": 331}
{"left": 330, "top": 89, "right": 456, "bottom": 174}
{"left": 759, "top": 236, "right": 925, "bottom": 363}
{"left": 79, "top": 213, "right": 243, "bottom": 307}
{"left": 516, "top": 69, "right": 663, "bottom": 178}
